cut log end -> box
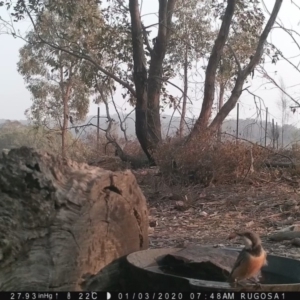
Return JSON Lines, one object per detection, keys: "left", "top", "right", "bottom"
{"left": 0, "top": 147, "right": 148, "bottom": 291}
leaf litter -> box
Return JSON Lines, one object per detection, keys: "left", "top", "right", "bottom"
{"left": 133, "top": 168, "right": 300, "bottom": 260}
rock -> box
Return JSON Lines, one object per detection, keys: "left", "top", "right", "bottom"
{"left": 199, "top": 211, "right": 208, "bottom": 217}
{"left": 175, "top": 201, "right": 186, "bottom": 211}
{"left": 277, "top": 224, "right": 300, "bottom": 232}
{"left": 291, "top": 225, "right": 300, "bottom": 231}
{"left": 1, "top": 148, "right": 10, "bottom": 157}
{"left": 0, "top": 147, "right": 148, "bottom": 291}
{"left": 291, "top": 238, "right": 300, "bottom": 247}
{"left": 149, "top": 219, "right": 157, "bottom": 228}
{"left": 213, "top": 244, "right": 225, "bottom": 248}
{"left": 269, "top": 231, "right": 300, "bottom": 242}
{"left": 246, "top": 220, "right": 254, "bottom": 228}
{"left": 169, "top": 193, "right": 183, "bottom": 201}
{"left": 176, "top": 240, "right": 191, "bottom": 248}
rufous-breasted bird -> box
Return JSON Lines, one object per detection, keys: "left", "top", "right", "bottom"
{"left": 228, "top": 231, "right": 267, "bottom": 284}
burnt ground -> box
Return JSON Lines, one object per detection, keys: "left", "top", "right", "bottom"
{"left": 133, "top": 168, "right": 300, "bottom": 260}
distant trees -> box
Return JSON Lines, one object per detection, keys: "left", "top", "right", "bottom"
{"left": 17, "top": 0, "right": 109, "bottom": 157}
{"left": 168, "top": 0, "right": 212, "bottom": 137}
{"left": 2, "top": 0, "right": 283, "bottom": 163}
{"left": 0, "top": 121, "right": 107, "bottom": 162}
{"left": 0, "top": 121, "right": 64, "bottom": 154}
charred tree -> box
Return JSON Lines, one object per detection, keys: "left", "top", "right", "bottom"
{"left": 129, "top": 0, "right": 176, "bottom": 163}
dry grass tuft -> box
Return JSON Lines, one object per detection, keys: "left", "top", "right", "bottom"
{"left": 154, "top": 134, "right": 269, "bottom": 186}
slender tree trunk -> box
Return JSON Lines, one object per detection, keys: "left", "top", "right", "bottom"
{"left": 217, "top": 82, "right": 225, "bottom": 140}
{"left": 282, "top": 124, "right": 284, "bottom": 148}
{"left": 209, "top": 77, "right": 244, "bottom": 132}
{"left": 188, "top": 0, "right": 282, "bottom": 137}
{"left": 209, "top": 0, "right": 282, "bottom": 132}
{"left": 59, "top": 62, "right": 72, "bottom": 159}
{"left": 62, "top": 83, "right": 72, "bottom": 158}
{"left": 190, "top": 0, "right": 236, "bottom": 136}
{"left": 179, "top": 44, "right": 188, "bottom": 138}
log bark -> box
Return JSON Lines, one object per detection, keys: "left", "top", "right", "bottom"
{"left": 0, "top": 147, "right": 148, "bottom": 291}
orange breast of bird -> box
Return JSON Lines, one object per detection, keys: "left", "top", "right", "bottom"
{"left": 232, "top": 250, "right": 267, "bottom": 281}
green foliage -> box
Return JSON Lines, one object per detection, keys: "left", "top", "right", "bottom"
{"left": 10, "top": 0, "right": 271, "bottom": 111}
{"left": 215, "top": 0, "right": 265, "bottom": 90}
{"left": 17, "top": 0, "right": 109, "bottom": 127}
{"left": 169, "top": 0, "right": 212, "bottom": 68}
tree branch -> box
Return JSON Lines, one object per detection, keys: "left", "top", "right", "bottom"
{"left": 257, "top": 66, "right": 300, "bottom": 107}
{"left": 209, "top": 0, "right": 283, "bottom": 132}
{"left": 150, "top": 75, "right": 193, "bottom": 105}
{"left": 193, "top": 0, "right": 236, "bottom": 131}
{"left": 266, "top": 42, "right": 300, "bottom": 73}
{"left": 243, "top": 0, "right": 283, "bottom": 77}
{"left": 19, "top": 0, "right": 137, "bottom": 97}
{"left": 226, "top": 44, "right": 241, "bottom": 74}
{"left": 141, "top": 23, "right": 153, "bottom": 54}
{"left": 166, "top": 0, "right": 176, "bottom": 39}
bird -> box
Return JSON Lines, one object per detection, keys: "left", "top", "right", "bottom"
{"left": 228, "top": 231, "right": 267, "bottom": 285}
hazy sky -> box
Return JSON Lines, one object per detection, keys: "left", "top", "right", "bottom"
{"left": 0, "top": 1, "right": 300, "bottom": 128}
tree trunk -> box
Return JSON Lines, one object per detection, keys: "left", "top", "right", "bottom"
{"left": 146, "top": 51, "right": 164, "bottom": 152}
{"left": 60, "top": 62, "right": 72, "bottom": 159}
{"left": 0, "top": 147, "right": 148, "bottom": 291}
{"left": 129, "top": 0, "right": 176, "bottom": 163}
{"left": 282, "top": 124, "right": 284, "bottom": 148}
{"left": 217, "top": 82, "right": 225, "bottom": 140}
{"left": 209, "top": 77, "right": 244, "bottom": 132}
{"left": 191, "top": 0, "right": 236, "bottom": 136}
{"left": 179, "top": 44, "right": 188, "bottom": 138}
{"left": 189, "top": 0, "right": 282, "bottom": 138}
{"left": 209, "top": 0, "right": 283, "bottom": 132}
{"left": 61, "top": 83, "right": 71, "bottom": 158}
{"left": 129, "top": 0, "right": 153, "bottom": 162}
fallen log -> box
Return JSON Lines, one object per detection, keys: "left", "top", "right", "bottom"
{"left": 0, "top": 147, "right": 148, "bottom": 291}
{"left": 269, "top": 231, "right": 300, "bottom": 242}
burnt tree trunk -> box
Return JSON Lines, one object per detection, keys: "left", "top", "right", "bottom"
{"left": 129, "top": 0, "right": 176, "bottom": 162}
{"left": 129, "top": 0, "right": 150, "bottom": 161}
{"left": 0, "top": 147, "right": 148, "bottom": 291}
